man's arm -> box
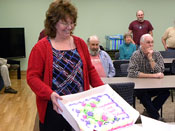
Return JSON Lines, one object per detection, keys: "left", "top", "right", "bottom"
{"left": 127, "top": 53, "right": 139, "bottom": 78}
{"left": 106, "top": 53, "right": 115, "bottom": 77}
{"left": 128, "top": 30, "right": 135, "bottom": 44}
{"left": 161, "top": 28, "right": 169, "bottom": 51}
{"left": 161, "top": 37, "right": 168, "bottom": 51}
{"left": 128, "top": 30, "right": 132, "bottom": 34}
{"left": 138, "top": 72, "right": 164, "bottom": 78}
{"left": 149, "top": 31, "right": 153, "bottom": 36}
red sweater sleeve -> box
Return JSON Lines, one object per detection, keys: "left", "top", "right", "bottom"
{"left": 27, "top": 41, "right": 53, "bottom": 100}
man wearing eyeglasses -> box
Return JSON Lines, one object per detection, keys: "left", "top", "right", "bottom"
{"left": 128, "top": 34, "right": 170, "bottom": 121}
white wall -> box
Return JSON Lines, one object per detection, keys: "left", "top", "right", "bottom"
{"left": 72, "top": 0, "right": 175, "bottom": 50}
{"left": 0, "top": 0, "right": 53, "bottom": 70}
{"left": 0, "top": 0, "right": 175, "bottom": 70}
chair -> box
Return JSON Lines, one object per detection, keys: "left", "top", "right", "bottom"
{"left": 99, "top": 45, "right": 105, "bottom": 51}
{"left": 109, "top": 82, "right": 135, "bottom": 106}
{"left": 113, "top": 60, "right": 129, "bottom": 77}
{"left": 170, "top": 59, "right": 175, "bottom": 102}
{"left": 159, "top": 50, "right": 175, "bottom": 58}
{"left": 160, "top": 51, "right": 175, "bottom": 102}
{"left": 159, "top": 51, "right": 175, "bottom": 75}
{"left": 120, "top": 63, "right": 129, "bottom": 77}
{"left": 171, "top": 59, "right": 175, "bottom": 75}
{"left": 115, "top": 52, "right": 120, "bottom": 60}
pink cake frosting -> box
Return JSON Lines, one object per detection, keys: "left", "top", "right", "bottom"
{"left": 67, "top": 93, "right": 134, "bottom": 131}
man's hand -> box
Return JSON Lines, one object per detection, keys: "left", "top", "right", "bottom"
{"left": 147, "top": 47, "right": 153, "bottom": 61}
{"left": 164, "top": 45, "right": 168, "bottom": 51}
{"left": 50, "top": 92, "right": 63, "bottom": 113}
{"left": 154, "top": 72, "right": 164, "bottom": 79}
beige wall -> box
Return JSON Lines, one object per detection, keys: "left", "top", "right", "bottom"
{"left": 0, "top": 0, "right": 175, "bottom": 70}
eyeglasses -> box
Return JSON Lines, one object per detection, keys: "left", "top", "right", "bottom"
{"left": 145, "top": 41, "right": 154, "bottom": 44}
{"left": 59, "top": 22, "right": 75, "bottom": 27}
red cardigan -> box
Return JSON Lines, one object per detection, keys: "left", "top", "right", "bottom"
{"left": 27, "top": 35, "right": 104, "bottom": 123}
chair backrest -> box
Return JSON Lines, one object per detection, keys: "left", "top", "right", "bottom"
{"left": 120, "top": 63, "right": 129, "bottom": 77}
{"left": 109, "top": 82, "right": 135, "bottom": 105}
{"left": 171, "top": 59, "right": 175, "bottom": 74}
{"left": 159, "top": 51, "right": 175, "bottom": 58}
{"left": 113, "top": 60, "right": 129, "bottom": 77}
{"left": 115, "top": 52, "right": 120, "bottom": 60}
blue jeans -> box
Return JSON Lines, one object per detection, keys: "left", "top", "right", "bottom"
{"left": 136, "top": 89, "right": 170, "bottom": 119}
{"left": 167, "top": 48, "right": 175, "bottom": 51}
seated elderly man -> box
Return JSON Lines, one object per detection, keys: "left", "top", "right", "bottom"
{"left": 128, "top": 34, "right": 170, "bottom": 121}
{"left": 0, "top": 58, "right": 17, "bottom": 94}
{"left": 87, "top": 35, "right": 115, "bottom": 77}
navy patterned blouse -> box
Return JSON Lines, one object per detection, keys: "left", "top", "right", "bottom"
{"left": 51, "top": 47, "right": 84, "bottom": 96}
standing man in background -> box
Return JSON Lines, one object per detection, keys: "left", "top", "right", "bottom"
{"left": 161, "top": 20, "right": 175, "bottom": 51}
{"left": 87, "top": 35, "right": 115, "bottom": 77}
{"left": 128, "top": 10, "right": 154, "bottom": 49}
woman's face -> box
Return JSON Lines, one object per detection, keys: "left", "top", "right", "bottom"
{"left": 55, "top": 17, "right": 75, "bottom": 38}
{"left": 125, "top": 36, "right": 132, "bottom": 44}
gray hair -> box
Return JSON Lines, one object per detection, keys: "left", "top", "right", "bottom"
{"left": 87, "top": 35, "right": 99, "bottom": 43}
{"left": 136, "top": 10, "right": 144, "bottom": 15}
{"left": 140, "top": 34, "right": 152, "bottom": 43}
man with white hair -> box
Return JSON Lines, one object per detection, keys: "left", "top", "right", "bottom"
{"left": 128, "top": 34, "right": 170, "bottom": 121}
{"left": 87, "top": 35, "right": 115, "bottom": 77}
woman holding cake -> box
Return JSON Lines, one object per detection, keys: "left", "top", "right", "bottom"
{"left": 27, "top": 0, "right": 104, "bottom": 131}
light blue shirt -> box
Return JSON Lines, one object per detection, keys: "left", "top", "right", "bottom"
{"left": 99, "top": 50, "right": 115, "bottom": 77}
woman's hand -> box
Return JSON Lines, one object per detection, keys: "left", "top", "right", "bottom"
{"left": 50, "top": 92, "right": 63, "bottom": 114}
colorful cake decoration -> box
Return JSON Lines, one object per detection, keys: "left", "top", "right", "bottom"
{"left": 66, "top": 93, "right": 134, "bottom": 131}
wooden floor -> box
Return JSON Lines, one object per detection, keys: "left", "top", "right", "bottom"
{"left": 0, "top": 71, "right": 174, "bottom": 131}
{"left": 0, "top": 71, "right": 37, "bottom": 131}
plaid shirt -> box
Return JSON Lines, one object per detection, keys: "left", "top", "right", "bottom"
{"left": 128, "top": 48, "right": 164, "bottom": 78}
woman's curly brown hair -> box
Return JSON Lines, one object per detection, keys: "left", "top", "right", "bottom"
{"left": 44, "top": 0, "right": 77, "bottom": 38}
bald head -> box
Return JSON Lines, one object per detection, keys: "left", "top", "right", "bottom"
{"left": 88, "top": 35, "right": 100, "bottom": 56}
{"left": 87, "top": 35, "right": 99, "bottom": 43}
{"left": 136, "top": 10, "right": 144, "bottom": 22}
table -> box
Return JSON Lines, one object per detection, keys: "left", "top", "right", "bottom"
{"left": 7, "top": 59, "right": 21, "bottom": 79}
{"left": 102, "top": 75, "right": 175, "bottom": 114}
{"left": 113, "top": 58, "right": 174, "bottom": 64}
{"left": 163, "top": 58, "right": 175, "bottom": 75}
{"left": 101, "top": 75, "right": 175, "bottom": 89}
{"left": 163, "top": 58, "right": 175, "bottom": 64}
